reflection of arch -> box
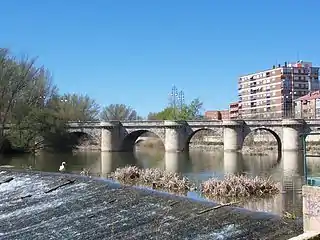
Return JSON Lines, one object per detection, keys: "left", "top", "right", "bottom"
{"left": 241, "top": 153, "right": 280, "bottom": 174}
{"left": 0, "top": 138, "right": 12, "bottom": 154}
{"left": 121, "top": 130, "right": 164, "bottom": 152}
{"left": 186, "top": 128, "right": 223, "bottom": 151}
{"left": 244, "top": 128, "right": 282, "bottom": 157}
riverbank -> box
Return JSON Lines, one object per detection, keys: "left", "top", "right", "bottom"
{"left": 0, "top": 170, "right": 303, "bottom": 239}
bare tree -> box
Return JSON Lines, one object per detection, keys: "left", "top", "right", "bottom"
{"left": 56, "top": 93, "right": 100, "bottom": 121}
{"left": 100, "top": 104, "right": 141, "bottom": 121}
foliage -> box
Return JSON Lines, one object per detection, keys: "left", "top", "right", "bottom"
{"left": 0, "top": 48, "right": 100, "bottom": 152}
{"left": 55, "top": 93, "right": 100, "bottom": 121}
{"left": 100, "top": 103, "right": 142, "bottom": 121}
{"left": 147, "top": 98, "right": 204, "bottom": 120}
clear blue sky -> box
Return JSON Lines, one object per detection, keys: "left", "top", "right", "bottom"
{"left": 1, "top": 0, "right": 320, "bottom": 117}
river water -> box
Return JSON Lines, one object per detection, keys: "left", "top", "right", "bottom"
{"left": 1, "top": 148, "right": 320, "bottom": 218}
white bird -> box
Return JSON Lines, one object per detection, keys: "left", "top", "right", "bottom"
{"left": 59, "top": 162, "right": 66, "bottom": 172}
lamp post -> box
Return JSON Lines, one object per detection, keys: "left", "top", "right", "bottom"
{"left": 289, "top": 91, "right": 297, "bottom": 118}
{"left": 177, "top": 90, "right": 185, "bottom": 110}
{"left": 170, "top": 86, "right": 178, "bottom": 120}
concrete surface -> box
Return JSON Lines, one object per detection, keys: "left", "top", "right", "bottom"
{"left": 303, "top": 185, "right": 320, "bottom": 233}
{"left": 0, "top": 169, "right": 303, "bottom": 240}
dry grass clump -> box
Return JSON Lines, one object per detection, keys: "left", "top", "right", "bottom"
{"left": 201, "top": 174, "right": 280, "bottom": 199}
{"left": 110, "top": 166, "right": 194, "bottom": 193}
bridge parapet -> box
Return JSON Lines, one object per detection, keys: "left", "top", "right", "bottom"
{"left": 243, "top": 119, "right": 282, "bottom": 127}
{"left": 122, "top": 120, "right": 165, "bottom": 128}
{"left": 186, "top": 120, "right": 222, "bottom": 127}
{"left": 305, "top": 119, "right": 320, "bottom": 125}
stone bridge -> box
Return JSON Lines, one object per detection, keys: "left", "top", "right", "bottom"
{"left": 67, "top": 119, "right": 320, "bottom": 152}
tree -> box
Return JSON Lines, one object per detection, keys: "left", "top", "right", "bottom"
{"left": 147, "top": 98, "right": 204, "bottom": 120}
{"left": 100, "top": 104, "right": 142, "bottom": 121}
{"left": 0, "top": 49, "right": 101, "bottom": 152}
{"left": 54, "top": 93, "right": 100, "bottom": 121}
{"left": 179, "top": 98, "right": 203, "bottom": 120}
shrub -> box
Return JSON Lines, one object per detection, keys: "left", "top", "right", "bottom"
{"left": 201, "top": 174, "right": 280, "bottom": 199}
{"left": 110, "top": 166, "right": 193, "bottom": 193}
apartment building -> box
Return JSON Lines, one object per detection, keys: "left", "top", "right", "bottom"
{"left": 238, "top": 61, "right": 320, "bottom": 119}
{"left": 229, "top": 102, "right": 240, "bottom": 119}
{"left": 205, "top": 110, "right": 229, "bottom": 120}
{"left": 295, "top": 90, "right": 320, "bottom": 119}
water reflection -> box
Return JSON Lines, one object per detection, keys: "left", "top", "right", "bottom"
{"left": 165, "top": 152, "right": 187, "bottom": 173}
{"left": 223, "top": 151, "right": 243, "bottom": 175}
{"left": 1, "top": 149, "right": 318, "bottom": 218}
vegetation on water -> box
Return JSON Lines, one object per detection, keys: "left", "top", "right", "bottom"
{"left": 110, "top": 166, "right": 194, "bottom": 193}
{"left": 109, "top": 166, "right": 280, "bottom": 200}
{"left": 201, "top": 174, "right": 280, "bottom": 199}
{"left": 0, "top": 48, "right": 204, "bottom": 153}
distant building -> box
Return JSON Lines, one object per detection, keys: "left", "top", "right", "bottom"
{"left": 238, "top": 60, "right": 320, "bottom": 119}
{"left": 205, "top": 110, "right": 229, "bottom": 120}
{"left": 229, "top": 102, "right": 240, "bottom": 119}
{"left": 295, "top": 90, "right": 320, "bottom": 119}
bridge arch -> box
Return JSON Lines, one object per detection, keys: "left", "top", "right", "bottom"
{"left": 121, "top": 130, "right": 165, "bottom": 152}
{"left": 185, "top": 128, "right": 223, "bottom": 151}
{"left": 243, "top": 127, "right": 282, "bottom": 156}
{"left": 67, "top": 131, "right": 97, "bottom": 150}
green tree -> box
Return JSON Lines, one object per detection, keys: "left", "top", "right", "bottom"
{"left": 147, "top": 98, "right": 203, "bottom": 120}
{"left": 0, "top": 49, "right": 100, "bottom": 152}
{"left": 100, "top": 104, "right": 142, "bottom": 121}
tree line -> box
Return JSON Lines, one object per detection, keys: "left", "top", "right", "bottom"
{"left": 0, "top": 49, "right": 203, "bottom": 153}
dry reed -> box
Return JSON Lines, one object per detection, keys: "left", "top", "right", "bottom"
{"left": 110, "top": 166, "right": 193, "bottom": 193}
{"left": 201, "top": 174, "right": 280, "bottom": 199}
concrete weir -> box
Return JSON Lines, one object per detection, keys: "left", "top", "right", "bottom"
{"left": 0, "top": 170, "right": 303, "bottom": 239}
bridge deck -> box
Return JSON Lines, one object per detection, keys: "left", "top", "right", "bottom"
{"left": 0, "top": 170, "right": 302, "bottom": 239}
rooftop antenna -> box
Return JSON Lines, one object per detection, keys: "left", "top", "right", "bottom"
{"left": 297, "top": 51, "right": 300, "bottom": 62}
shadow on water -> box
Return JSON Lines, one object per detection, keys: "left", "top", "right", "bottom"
{"left": 1, "top": 148, "right": 319, "bottom": 218}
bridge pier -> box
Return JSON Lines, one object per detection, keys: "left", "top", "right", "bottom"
{"left": 100, "top": 122, "right": 124, "bottom": 152}
{"left": 223, "top": 120, "right": 244, "bottom": 152}
{"left": 164, "top": 121, "right": 186, "bottom": 152}
{"left": 282, "top": 119, "right": 305, "bottom": 151}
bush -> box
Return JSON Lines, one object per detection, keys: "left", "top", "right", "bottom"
{"left": 201, "top": 174, "right": 280, "bottom": 199}
{"left": 110, "top": 166, "right": 193, "bottom": 193}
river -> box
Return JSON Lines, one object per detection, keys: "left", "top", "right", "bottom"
{"left": 1, "top": 148, "right": 320, "bottom": 218}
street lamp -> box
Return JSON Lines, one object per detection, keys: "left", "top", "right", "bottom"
{"left": 177, "top": 90, "right": 185, "bottom": 110}
{"left": 289, "top": 91, "right": 297, "bottom": 118}
{"left": 170, "top": 86, "right": 178, "bottom": 119}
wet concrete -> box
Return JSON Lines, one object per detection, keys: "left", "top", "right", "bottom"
{"left": 0, "top": 169, "right": 303, "bottom": 240}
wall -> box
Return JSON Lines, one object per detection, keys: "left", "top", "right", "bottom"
{"left": 303, "top": 186, "right": 320, "bottom": 233}
{"left": 205, "top": 110, "right": 229, "bottom": 120}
